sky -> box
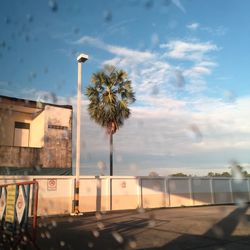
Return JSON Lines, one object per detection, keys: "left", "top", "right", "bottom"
{"left": 1, "top": 0, "right": 250, "bottom": 176}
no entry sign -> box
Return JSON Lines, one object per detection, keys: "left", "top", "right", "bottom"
{"left": 47, "top": 179, "right": 57, "bottom": 191}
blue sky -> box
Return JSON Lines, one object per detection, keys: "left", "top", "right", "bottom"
{"left": 1, "top": 0, "right": 250, "bottom": 176}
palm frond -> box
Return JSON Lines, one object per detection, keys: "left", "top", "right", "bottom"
{"left": 86, "top": 65, "right": 136, "bottom": 134}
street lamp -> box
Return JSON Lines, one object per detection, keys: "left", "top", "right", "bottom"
{"left": 73, "top": 53, "right": 88, "bottom": 215}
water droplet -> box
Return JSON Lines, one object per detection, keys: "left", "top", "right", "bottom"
{"left": 112, "top": 231, "right": 123, "bottom": 243}
{"left": 45, "top": 231, "right": 51, "bottom": 239}
{"left": 0, "top": 41, "right": 6, "bottom": 48}
{"left": 151, "top": 85, "right": 159, "bottom": 96}
{"left": 128, "top": 240, "right": 137, "bottom": 248}
{"left": 49, "top": 0, "right": 58, "bottom": 12}
{"left": 95, "top": 212, "right": 102, "bottom": 220}
{"left": 224, "top": 90, "right": 236, "bottom": 102}
{"left": 5, "top": 17, "right": 11, "bottom": 24}
{"left": 60, "top": 241, "right": 65, "bottom": 246}
{"left": 189, "top": 124, "right": 203, "bottom": 142}
{"left": 145, "top": 0, "right": 154, "bottom": 9}
{"left": 92, "top": 230, "right": 100, "bottom": 238}
{"left": 51, "top": 220, "right": 57, "bottom": 227}
{"left": 97, "top": 222, "right": 104, "bottom": 230}
{"left": 73, "top": 27, "right": 80, "bottom": 34}
{"left": 26, "top": 14, "right": 34, "bottom": 23}
{"left": 212, "top": 225, "right": 224, "bottom": 239}
{"left": 88, "top": 242, "right": 94, "bottom": 248}
{"left": 137, "top": 207, "right": 145, "bottom": 214}
{"left": 175, "top": 70, "right": 185, "bottom": 88}
{"left": 103, "top": 10, "right": 112, "bottom": 22}
{"left": 148, "top": 219, "right": 156, "bottom": 227}
{"left": 97, "top": 161, "right": 106, "bottom": 174}
{"left": 68, "top": 217, "right": 73, "bottom": 223}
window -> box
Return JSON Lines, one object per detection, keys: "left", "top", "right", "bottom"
{"left": 13, "top": 122, "right": 30, "bottom": 147}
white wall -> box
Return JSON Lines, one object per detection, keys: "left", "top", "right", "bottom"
{"left": 0, "top": 176, "right": 250, "bottom": 216}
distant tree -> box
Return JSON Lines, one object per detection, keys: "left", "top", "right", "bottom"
{"left": 207, "top": 171, "right": 231, "bottom": 177}
{"left": 171, "top": 173, "right": 188, "bottom": 177}
{"left": 229, "top": 161, "right": 249, "bottom": 177}
{"left": 221, "top": 172, "right": 231, "bottom": 177}
{"left": 148, "top": 171, "right": 159, "bottom": 177}
{"left": 86, "top": 65, "right": 135, "bottom": 176}
{"left": 207, "top": 172, "right": 215, "bottom": 177}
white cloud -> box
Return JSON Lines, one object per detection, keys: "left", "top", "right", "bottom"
{"left": 68, "top": 36, "right": 250, "bottom": 174}
{"left": 161, "top": 40, "right": 218, "bottom": 61}
{"left": 6, "top": 87, "right": 250, "bottom": 176}
{"left": 75, "top": 36, "right": 155, "bottom": 64}
{"left": 75, "top": 36, "right": 105, "bottom": 49}
{"left": 171, "top": 0, "right": 186, "bottom": 13}
{"left": 202, "top": 26, "right": 228, "bottom": 36}
{"left": 187, "top": 22, "right": 200, "bottom": 31}
{"left": 186, "top": 22, "right": 227, "bottom": 37}
{"left": 75, "top": 36, "right": 220, "bottom": 98}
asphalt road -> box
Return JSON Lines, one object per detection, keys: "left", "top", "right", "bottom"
{"left": 2, "top": 204, "right": 250, "bottom": 250}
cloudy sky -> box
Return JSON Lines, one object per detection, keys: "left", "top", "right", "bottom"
{"left": 1, "top": 0, "right": 250, "bottom": 176}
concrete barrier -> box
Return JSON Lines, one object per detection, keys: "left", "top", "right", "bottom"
{"left": 0, "top": 176, "right": 249, "bottom": 216}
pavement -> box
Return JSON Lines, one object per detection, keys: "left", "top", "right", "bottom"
{"left": 2, "top": 204, "right": 250, "bottom": 250}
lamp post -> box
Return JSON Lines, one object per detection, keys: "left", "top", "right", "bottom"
{"left": 73, "top": 53, "right": 88, "bottom": 215}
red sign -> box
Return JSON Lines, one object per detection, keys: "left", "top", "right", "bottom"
{"left": 47, "top": 179, "right": 57, "bottom": 191}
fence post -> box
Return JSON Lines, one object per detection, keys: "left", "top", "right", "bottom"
{"left": 210, "top": 178, "right": 215, "bottom": 204}
{"left": 164, "top": 177, "right": 168, "bottom": 207}
{"left": 247, "top": 178, "right": 250, "bottom": 202}
{"left": 136, "top": 177, "right": 142, "bottom": 208}
{"left": 167, "top": 178, "right": 171, "bottom": 207}
{"left": 110, "top": 177, "right": 113, "bottom": 211}
{"left": 229, "top": 178, "right": 234, "bottom": 203}
{"left": 189, "top": 177, "right": 194, "bottom": 206}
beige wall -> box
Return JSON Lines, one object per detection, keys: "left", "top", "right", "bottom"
{"left": 192, "top": 179, "right": 212, "bottom": 205}
{"left": 0, "top": 110, "right": 32, "bottom": 146}
{"left": 0, "top": 105, "right": 72, "bottom": 169}
{"left": 45, "top": 105, "right": 72, "bottom": 128}
{"left": 141, "top": 178, "right": 167, "bottom": 208}
{"left": 169, "top": 178, "right": 192, "bottom": 207}
{"left": 29, "top": 111, "right": 45, "bottom": 148}
{"left": 111, "top": 178, "right": 139, "bottom": 210}
{"left": 0, "top": 176, "right": 250, "bottom": 217}
{"left": 42, "top": 105, "right": 72, "bottom": 168}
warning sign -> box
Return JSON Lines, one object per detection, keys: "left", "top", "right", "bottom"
{"left": 47, "top": 179, "right": 57, "bottom": 191}
{"left": 0, "top": 188, "right": 6, "bottom": 220}
{"left": 16, "top": 186, "right": 26, "bottom": 223}
{"left": 5, "top": 185, "right": 16, "bottom": 223}
{"left": 121, "top": 181, "right": 126, "bottom": 188}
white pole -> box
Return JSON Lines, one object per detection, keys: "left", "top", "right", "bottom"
{"left": 76, "top": 61, "right": 82, "bottom": 184}
{"left": 72, "top": 54, "right": 88, "bottom": 215}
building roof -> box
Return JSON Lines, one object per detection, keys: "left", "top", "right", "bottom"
{"left": 0, "top": 95, "right": 73, "bottom": 110}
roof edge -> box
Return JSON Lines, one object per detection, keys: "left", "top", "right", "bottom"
{"left": 0, "top": 95, "right": 73, "bottom": 110}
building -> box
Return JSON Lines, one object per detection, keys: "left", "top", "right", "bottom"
{"left": 0, "top": 95, "right": 72, "bottom": 175}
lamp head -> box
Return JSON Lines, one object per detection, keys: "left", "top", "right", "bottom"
{"left": 77, "top": 53, "right": 88, "bottom": 63}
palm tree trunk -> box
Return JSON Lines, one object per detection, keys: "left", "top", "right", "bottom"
{"left": 110, "top": 132, "right": 113, "bottom": 176}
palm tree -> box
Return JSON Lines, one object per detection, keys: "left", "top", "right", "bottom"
{"left": 86, "top": 65, "right": 135, "bottom": 176}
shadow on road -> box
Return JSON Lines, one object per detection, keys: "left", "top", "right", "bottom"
{"left": 141, "top": 204, "right": 250, "bottom": 250}
{"left": 2, "top": 205, "right": 250, "bottom": 250}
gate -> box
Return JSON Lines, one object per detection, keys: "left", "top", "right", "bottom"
{"left": 0, "top": 180, "right": 39, "bottom": 249}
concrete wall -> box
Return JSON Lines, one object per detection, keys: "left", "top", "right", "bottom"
{"left": 0, "top": 105, "right": 72, "bottom": 169}
{"left": 42, "top": 106, "right": 72, "bottom": 168}
{"left": 0, "top": 146, "right": 42, "bottom": 167}
{"left": 30, "top": 111, "right": 45, "bottom": 148}
{"left": 0, "top": 110, "right": 32, "bottom": 146}
{"left": 0, "top": 176, "right": 250, "bottom": 217}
